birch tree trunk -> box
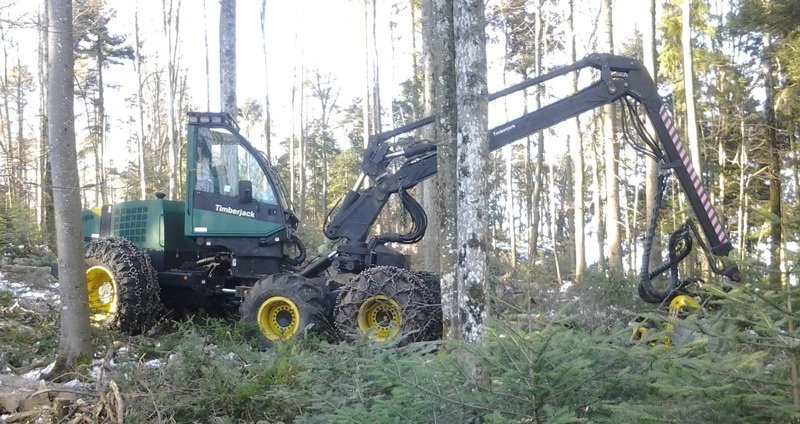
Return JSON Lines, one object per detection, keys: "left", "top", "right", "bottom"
{"left": 220, "top": 0, "right": 236, "bottom": 115}
{"left": 454, "top": 0, "right": 488, "bottom": 343}
{"left": 48, "top": 0, "right": 92, "bottom": 365}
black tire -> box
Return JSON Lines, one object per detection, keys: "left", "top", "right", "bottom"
{"left": 84, "top": 237, "right": 160, "bottom": 334}
{"left": 239, "top": 273, "right": 327, "bottom": 349}
{"left": 334, "top": 266, "right": 433, "bottom": 345}
{"left": 414, "top": 270, "right": 443, "bottom": 341}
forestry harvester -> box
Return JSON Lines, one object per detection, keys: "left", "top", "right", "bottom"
{"left": 77, "top": 54, "right": 741, "bottom": 347}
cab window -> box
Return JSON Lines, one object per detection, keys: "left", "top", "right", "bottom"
{"left": 195, "top": 127, "right": 277, "bottom": 204}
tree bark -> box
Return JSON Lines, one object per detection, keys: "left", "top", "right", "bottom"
{"left": 134, "top": 4, "right": 147, "bottom": 199}
{"left": 423, "top": 0, "right": 458, "bottom": 339}
{"left": 203, "top": 0, "right": 211, "bottom": 111}
{"left": 682, "top": 0, "right": 702, "bottom": 177}
{"left": 162, "top": 0, "right": 181, "bottom": 199}
{"left": 48, "top": 0, "right": 92, "bottom": 365}
{"left": 220, "top": 0, "right": 236, "bottom": 116}
{"left": 420, "top": 0, "right": 439, "bottom": 273}
{"left": 601, "top": 0, "right": 621, "bottom": 273}
{"left": 568, "top": 0, "right": 585, "bottom": 279}
{"left": 454, "top": 0, "right": 488, "bottom": 343}
{"left": 530, "top": 0, "right": 545, "bottom": 262}
{"left": 762, "top": 33, "right": 782, "bottom": 289}
{"left": 643, "top": 0, "right": 660, "bottom": 268}
{"left": 260, "top": 0, "right": 272, "bottom": 158}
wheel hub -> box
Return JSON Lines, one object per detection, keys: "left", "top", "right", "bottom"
{"left": 257, "top": 296, "right": 300, "bottom": 341}
{"left": 86, "top": 265, "right": 119, "bottom": 322}
{"left": 358, "top": 295, "right": 402, "bottom": 342}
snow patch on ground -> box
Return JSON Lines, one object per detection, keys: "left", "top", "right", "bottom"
{"left": 0, "top": 268, "right": 60, "bottom": 313}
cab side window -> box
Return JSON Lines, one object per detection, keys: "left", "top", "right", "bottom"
{"left": 195, "top": 127, "right": 278, "bottom": 205}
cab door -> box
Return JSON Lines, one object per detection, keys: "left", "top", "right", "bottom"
{"left": 186, "top": 125, "right": 285, "bottom": 238}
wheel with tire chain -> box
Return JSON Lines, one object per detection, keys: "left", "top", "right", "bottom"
{"left": 240, "top": 273, "right": 327, "bottom": 349}
{"left": 84, "top": 237, "right": 161, "bottom": 334}
{"left": 334, "top": 266, "right": 434, "bottom": 345}
{"left": 413, "top": 270, "right": 443, "bottom": 341}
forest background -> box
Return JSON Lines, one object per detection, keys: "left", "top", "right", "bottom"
{"left": 1, "top": 0, "right": 800, "bottom": 421}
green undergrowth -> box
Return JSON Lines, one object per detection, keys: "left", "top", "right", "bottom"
{"left": 114, "top": 285, "right": 799, "bottom": 424}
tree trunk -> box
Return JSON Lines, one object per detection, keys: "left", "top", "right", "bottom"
{"left": 682, "top": 0, "right": 702, "bottom": 177}
{"left": 220, "top": 0, "right": 236, "bottom": 115}
{"left": 37, "top": 1, "right": 49, "bottom": 232}
{"left": 96, "top": 39, "right": 108, "bottom": 205}
{"left": 601, "top": 0, "right": 621, "bottom": 273}
{"left": 134, "top": 4, "right": 147, "bottom": 199}
{"left": 568, "top": 0, "right": 584, "bottom": 279}
{"left": 762, "top": 33, "right": 782, "bottom": 289}
{"left": 162, "top": 0, "right": 181, "bottom": 199}
{"left": 530, "top": 0, "right": 545, "bottom": 262}
{"left": 48, "top": 0, "right": 92, "bottom": 365}
{"left": 643, "top": 0, "right": 660, "bottom": 268}
{"left": 420, "top": 0, "right": 439, "bottom": 272}
{"left": 203, "top": 0, "right": 211, "bottom": 111}
{"left": 260, "top": 0, "right": 272, "bottom": 158}
{"left": 454, "top": 0, "right": 488, "bottom": 343}
{"left": 423, "top": 0, "right": 458, "bottom": 339}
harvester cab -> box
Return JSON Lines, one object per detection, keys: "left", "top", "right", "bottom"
{"left": 184, "top": 112, "right": 302, "bottom": 279}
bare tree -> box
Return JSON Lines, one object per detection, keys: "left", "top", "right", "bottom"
{"left": 454, "top": 0, "right": 488, "bottom": 342}
{"left": 48, "top": 0, "right": 92, "bottom": 365}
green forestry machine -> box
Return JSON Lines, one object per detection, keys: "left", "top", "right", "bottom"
{"left": 78, "top": 54, "right": 740, "bottom": 347}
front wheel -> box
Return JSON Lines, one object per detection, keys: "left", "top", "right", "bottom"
{"left": 84, "top": 237, "right": 161, "bottom": 334}
{"left": 240, "top": 274, "right": 327, "bottom": 348}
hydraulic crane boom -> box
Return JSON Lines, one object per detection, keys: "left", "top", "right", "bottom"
{"left": 303, "top": 53, "right": 740, "bottom": 304}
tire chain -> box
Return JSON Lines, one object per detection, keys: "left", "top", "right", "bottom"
{"left": 334, "top": 266, "right": 435, "bottom": 345}
{"left": 85, "top": 237, "right": 160, "bottom": 334}
{"left": 412, "top": 270, "right": 443, "bottom": 341}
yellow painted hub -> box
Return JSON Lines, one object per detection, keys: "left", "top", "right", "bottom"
{"left": 257, "top": 296, "right": 301, "bottom": 341}
{"left": 358, "top": 295, "right": 402, "bottom": 342}
{"left": 86, "top": 265, "right": 118, "bottom": 323}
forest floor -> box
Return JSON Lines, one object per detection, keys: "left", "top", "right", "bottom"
{"left": 0, "top": 261, "right": 118, "bottom": 423}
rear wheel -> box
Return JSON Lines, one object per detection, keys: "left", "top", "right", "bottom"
{"left": 334, "top": 266, "right": 433, "bottom": 345}
{"left": 240, "top": 274, "right": 327, "bottom": 348}
{"left": 84, "top": 237, "right": 160, "bottom": 334}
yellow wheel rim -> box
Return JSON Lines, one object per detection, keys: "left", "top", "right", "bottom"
{"left": 86, "top": 265, "right": 118, "bottom": 323}
{"left": 257, "top": 296, "right": 301, "bottom": 341}
{"left": 357, "top": 295, "right": 402, "bottom": 342}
